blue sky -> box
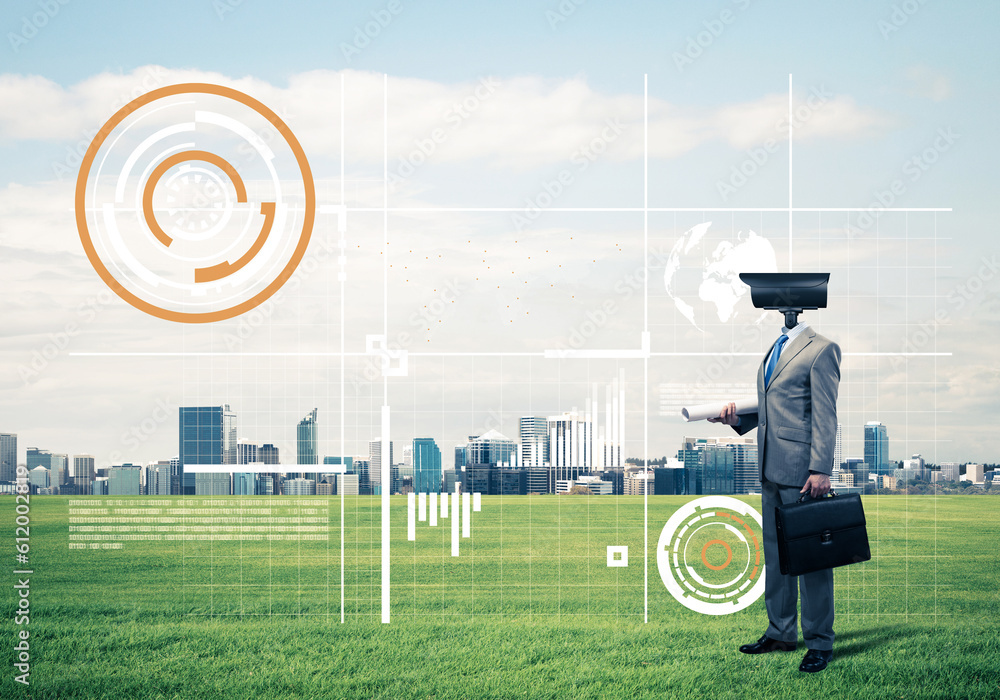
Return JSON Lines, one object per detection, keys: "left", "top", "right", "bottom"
{"left": 2, "top": 0, "right": 998, "bottom": 466}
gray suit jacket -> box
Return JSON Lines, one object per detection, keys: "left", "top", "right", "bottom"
{"left": 735, "top": 327, "right": 841, "bottom": 487}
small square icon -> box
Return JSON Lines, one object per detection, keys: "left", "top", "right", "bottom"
{"left": 607, "top": 545, "right": 628, "bottom": 568}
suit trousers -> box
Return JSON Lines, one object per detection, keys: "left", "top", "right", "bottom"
{"left": 761, "top": 479, "right": 835, "bottom": 651}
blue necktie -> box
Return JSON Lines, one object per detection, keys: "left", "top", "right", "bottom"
{"left": 764, "top": 333, "right": 789, "bottom": 387}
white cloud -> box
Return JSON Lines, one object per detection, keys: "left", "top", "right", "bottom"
{"left": 905, "top": 64, "right": 952, "bottom": 102}
{"left": 0, "top": 66, "right": 892, "bottom": 172}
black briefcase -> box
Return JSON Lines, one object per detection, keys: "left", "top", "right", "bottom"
{"left": 774, "top": 492, "right": 871, "bottom": 576}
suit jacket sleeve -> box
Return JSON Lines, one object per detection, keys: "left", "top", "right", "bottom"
{"left": 734, "top": 412, "right": 758, "bottom": 435}
{"left": 808, "top": 341, "right": 841, "bottom": 475}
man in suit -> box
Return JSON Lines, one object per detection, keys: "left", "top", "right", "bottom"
{"left": 710, "top": 320, "right": 841, "bottom": 673}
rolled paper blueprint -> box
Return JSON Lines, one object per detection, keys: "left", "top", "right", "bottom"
{"left": 680, "top": 398, "right": 758, "bottom": 423}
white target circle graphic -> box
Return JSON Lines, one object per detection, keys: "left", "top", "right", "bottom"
{"left": 656, "top": 496, "right": 765, "bottom": 615}
{"left": 75, "top": 84, "right": 315, "bottom": 324}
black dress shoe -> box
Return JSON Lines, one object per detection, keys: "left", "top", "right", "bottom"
{"left": 799, "top": 649, "right": 833, "bottom": 673}
{"left": 739, "top": 634, "right": 797, "bottom": 654}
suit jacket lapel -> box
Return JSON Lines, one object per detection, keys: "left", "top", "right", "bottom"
{"left": 766, "top": 328, "right": 815, "bottom": 391}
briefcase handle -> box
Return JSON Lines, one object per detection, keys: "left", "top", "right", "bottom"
{"left": 796, "top": 489, "right": 838, "bottom": 504}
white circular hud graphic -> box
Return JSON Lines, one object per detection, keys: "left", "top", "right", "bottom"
{"left": 656, "top": 496, "right": 765, "bottom": 615}
{"left": 76, "top": 84, "right": 314, "bottom": 323}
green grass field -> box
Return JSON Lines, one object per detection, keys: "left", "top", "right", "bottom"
{"left": 3, "top": 495, "right": 998, "bottom": 699}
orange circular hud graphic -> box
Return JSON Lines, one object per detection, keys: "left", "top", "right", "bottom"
{"left": 75, "top": 83, "right": 315, "bottom": 323}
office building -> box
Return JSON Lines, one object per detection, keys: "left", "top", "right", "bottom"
{"left": 548, "top": 413, "right": 591, "bottom": 483}
{"left": 558, "top": 474, "right": 612, "bottom": 495}
{"left": 938, "top": 462, "right": 960, "bottom": 482}
{"left": 260, "top": 444, "right": 279, "bottom": 464}
{"left": 840, "top": 458, "right": 870, "bottom": 489}
{"left": 368, "top": 439, "right": 393, "bottom": 496}
{"left": 146, "top": 462, "right": 172, "bottom": 495}
{"left": 654, "top": 461, "right": 686, "bottom": 495}
{"left": 412, "top": 437, "right": 442, "bottom": 494}
{"left": 967, "top": 463, "right": 985, "bottom": 484}
{"left": 519, "top": 416, "right": 549, "bottom": 467}
{"left": 833, "top": 423, "right": 843, "bottom": 474}
{"left": 73, "top": 455, "right": 96, "bottom": 496}
{"left": 29, "top": 466, "right": 50, "bottom": 491}
{"left": 337, "top": 473, "right": 359, "bottom": 496}
{"left": 255, "top": 444, "right": 280, "bottom": 496}
{"left": 443, "top": 469, "right": 461, "bottom": 494}
{"left": 597, "top": 469, "right": 624, "bottom": 495}
{"left": 624, "top": 470, "right": 653, "bottom": 495}
{"left": 232, "top": 472, "right": 255, "bottom": 495}
{"left": 454, "top": 443, "right": 467, "bottom": 471}
{"left": 237, "top": 441, "right": 259, "bottom": 465}
{"left": 465, "top": 430, "right": 517, "bottom": 467}
{"left": 297, "top": 408, "right": 318, "bottom": 481}
{"left": 0, "top": 433, "right": 16, "bottom": 483}
{"left": 179, "top": 405, "right": 237, "bottom": 495}
{"left": 354, "top": 458, "right": 371, "bottom": 494}
{"left": 108, "top": 466, "right": 142, "bottom": 496}
{"left": 462, "top": 430, "right": 517, "bottom": 495}
{"left": 677, "top": 437, "right": 742, "bottom": 495}
{"left": 901, "top": 454, "right": 927, "bottom": 481}
{"left": 26, "top": 447, "right": 51, "bottom": 470}
{"left": 283, "top": 478, "right": 316, "bottom": 495}
{"left": 526, "top": 466, "right": 552, "bottom": 494}
{"left": 93, "top": 477, "right": 109, "bottom": 495}
{"left": 322, "top": 456, "right": 353, "bottom": 487}
{"left": 835, "top": 471, "right": 855, "bottom": 488}
{"left": 864, "top": 422, "right": 890, "bottom": 476}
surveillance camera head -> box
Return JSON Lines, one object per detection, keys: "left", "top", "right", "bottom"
{"left": 738, "top": 272, "right": 830, "bottom": 328}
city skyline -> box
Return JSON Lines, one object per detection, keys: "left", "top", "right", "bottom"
{"left": 3, "top": 4, "right": 999, "bottom": 469}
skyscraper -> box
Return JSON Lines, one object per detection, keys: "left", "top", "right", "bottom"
{"left": 519, "top": 416, "right": 549, "bottom": 467}
{"left": 73, "top": 455, "right": 95, "bottom": 495}
{"left": 26, "top": 447, "right": 51, "bottom": 470}
{"left": 833, "top": 423, "right": 843, "bottom": 473}
{"left": 29, "top": 466, "right": 50, "bottom": 491}
{"left": 1, "top": 433, "right": 17, "bottom": 483}
{"left": 179, "top": 405, "right": 237, "bottom": 495}
{"left": 51, "top": 454, "right": 68, "bottom": 490}
{"left": 864, "top": 422, "right": 890, "bottom": 476}
{"left": 146, "top": 462, "right": 171, "bottom": 496}
{"left": 841, "top": 458, "right": 870, "bottom": 488}
{"left": 297, "top": 408, "right": 318, "bottom": 481}
{"left": 676, "top": 436, "right": 752, "bottom": 495}
{"left": 368, "top": 439, "right": 393, "bottom": 496}
{"left": 412, "top": 437, "right": 442, "bottom": 494}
